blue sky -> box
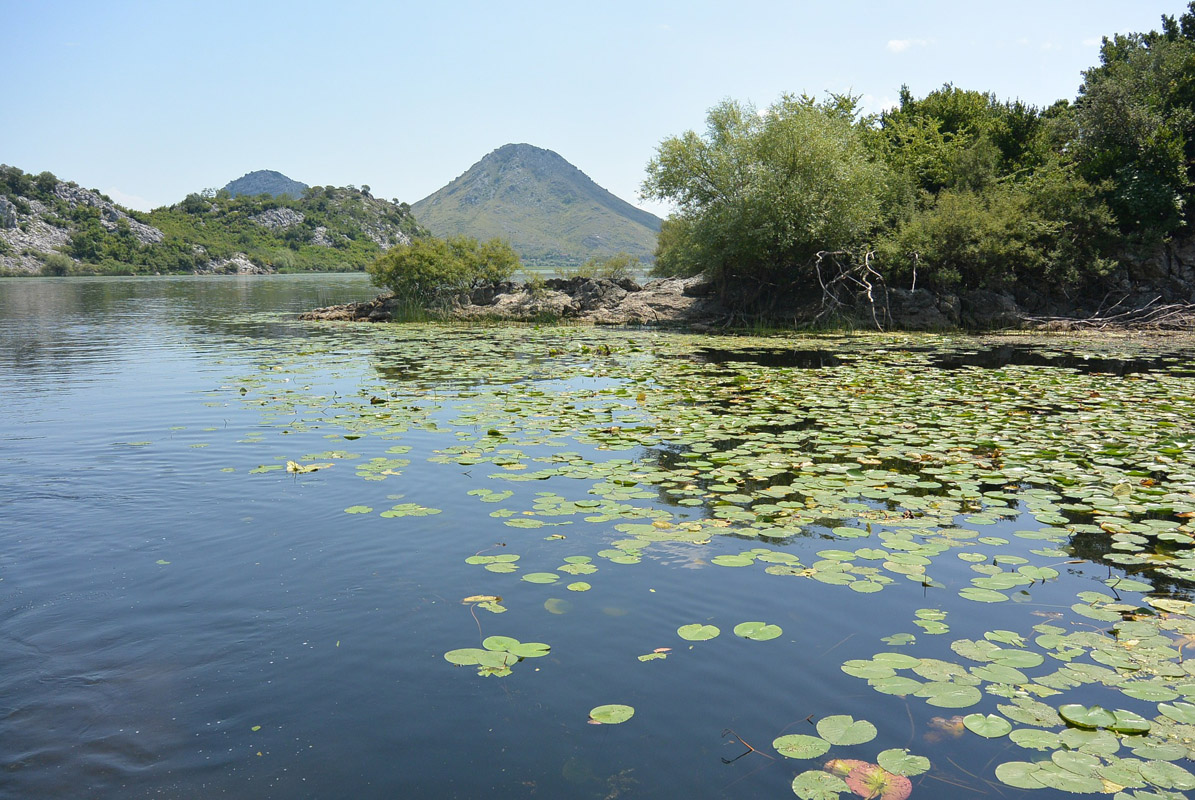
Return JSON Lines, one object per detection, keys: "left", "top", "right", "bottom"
{"left": 2, "top": 1, "right": 1185, "bottom": 216}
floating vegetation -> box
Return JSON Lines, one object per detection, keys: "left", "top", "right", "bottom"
{"left": 443, "top": 635, "right": 550, "bottom": 677}
{"left": 220, "top": 324, "right": 1195, "bottom": 796}
{"left": 589, "top": 704, "right": 635, "bottom": 724}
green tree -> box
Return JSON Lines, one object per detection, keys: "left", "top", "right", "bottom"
{"left": 367, "top": 235, "right": 519, "bottom": 304}
{"left": 1068, "top": 3, "right": 1195, "bottom": 238}
{"left": 643, "top": 93, "right": 889, "bottom": 300}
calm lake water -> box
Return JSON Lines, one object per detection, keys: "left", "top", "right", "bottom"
{"left": 2, "top": 275, "right": 1194, "bottom": 799}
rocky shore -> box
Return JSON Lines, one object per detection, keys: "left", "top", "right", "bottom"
{"left": 300, "top": 269, "right": 1195, "bottom": 331}
{"left": 299, "top": 275, "right": 725, "bottom": 326}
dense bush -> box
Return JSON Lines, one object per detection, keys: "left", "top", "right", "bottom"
{"left": 367, "top": 236, "right": 519, "bottom": 304}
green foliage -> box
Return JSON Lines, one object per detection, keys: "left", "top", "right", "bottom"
{"left": 876, "top": 164, "right": 1117, "bottom": 292}
{"left": 38, "top": 252, "right": 73, "bottom": 276}
{"left": 367, "top": 235, "right": 520, "bottom": 305}
{"left": 1068, "top": 5, "right": 1195, "bottom": 238}
{"left": 643, "top": 93, "right": 889, "bottom": 292}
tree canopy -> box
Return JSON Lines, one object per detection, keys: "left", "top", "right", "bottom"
{"left": 647, "top": 3, "right": 1195, "bottom": 307}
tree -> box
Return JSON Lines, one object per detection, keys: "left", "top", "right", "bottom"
{"left": 1068, "top": 3, "right": 1195, "bottom": 238}
{"left": 367, "top": 235, "right": 519, "bottom": 304}
{"left": 642, "top": 93, "right": 889, "bottom": 302}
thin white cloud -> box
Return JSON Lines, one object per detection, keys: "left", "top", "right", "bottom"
{"left": 860, "top": 94, "right": 899, "bottom": 113}
{"left": 887, "top": 38, "right": 929, "bottom": 54}
{"left": 105, "top": 187, "right": 153, "bottom": 211}
{"left": 1082, "top": 36, "right": 1103, "bottom": 47}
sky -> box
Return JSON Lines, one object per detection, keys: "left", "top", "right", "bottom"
{"left": 2, "top": 0, "right": 1187, "bottom": 217}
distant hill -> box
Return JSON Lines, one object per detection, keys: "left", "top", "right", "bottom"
{"left": 411, "top": 144, "right": 661, "bottom": 265}
{"left": 223, "top": 169, "right": 309, "bottom": 199}
{"left": 0, "top": 164, "right": 426, "bottom": 275}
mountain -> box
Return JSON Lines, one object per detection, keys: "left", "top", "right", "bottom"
{"left": 223, "top": 169, "right": 309, "bottom": 199}
{"left": 411, "top": 144, "right": 661, "bottom": 265}
{"left": 0, "top": 164, "right": 426, "bottom": 275}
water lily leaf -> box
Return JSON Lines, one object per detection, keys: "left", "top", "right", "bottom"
{"left": 971, "top": 663, "right": 1028, "bottom": 685}
{"left": 958, "top": 587, "right": 1009, "bottom": 603}
{"left": 1140, "top": 759, "right": 1195, "bottom": 790}
{"left": 869, "top": 676, "right": 923, "bottom": 696}
{"left": 1009, "top": 728, "right": 1062, "bottom": 750}
{"left": 984, "top": 629, "right": 1027, "bottom": 647}
{"left": 842, "top": 660, "right": 895, "bottom": 680}
{"left": 1059, "top": 704, "right": 1116, "bottom": 730}
{"left": 1107, "top": 710, "right": 1151, "bottom": 735}
{"left": 1159, "top": 701, "right": 1195, "bottom": 725}
{"left": 816, "top": 715, "right": 877, "bottom": 746}
{"left": 875, "top": 749, "right": 930, "bottom": 777}
{"left": 995, "top": 761, "right": 1046, "bottom": 790}
{"left": 566, "top": 582, "right": 591, "bottom": 592}
{"left": 922, "top": 684, "right": 983, "bottom": 708}
{"left": 711, "top": 554, "right": 755, "bottom": 567}
{"left": 521, "top": 572, "right": 560, "bottom": 584}
{"left": 506, "top": 642, "right": 550, "bottom": 658}
{"left": 482, "top": 635, "right": 519, "bottom": 652}
{"left": 791, "top": 770, "right": 849, "bottom": 800}
{"left": 881, "top": 633, "right": 916, "bottom": 646}
{"left": 589, "top": 704, "right": 634, "bottom": 724}
{"left": 963, "top": 713, "right": 1012, "bottom": 738}
{"left": 824, "top": 759, "right": 912, "bottom": 800}
{"left": 677, "top": 624, "right": 720, "bottom": 641}
{"left": 1051, "top": 749, "right": 1101, "bottom": 776}
{"left": 733, "top": 621, "right": 782, "bottom": 641}
{"left": 544, "top": 598, "right": 571, "bottom": 615}
{"left": 773, "top": 734, "right": 831, "bottom": 760}
{"left": 343, "top": 505, "right": 373, "bottom": 514}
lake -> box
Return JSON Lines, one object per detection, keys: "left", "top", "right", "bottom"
{"left": 2, "top": 275, "right": 1194, "bottom": 799}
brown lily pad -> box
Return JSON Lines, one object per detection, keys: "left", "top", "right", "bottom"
{"left": 825, "top": 759, "right": 913, "bottom": 800}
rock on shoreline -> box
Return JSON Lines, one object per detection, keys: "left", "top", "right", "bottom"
{"left": 299, "top": 275, "right": 724, "bottom": 325}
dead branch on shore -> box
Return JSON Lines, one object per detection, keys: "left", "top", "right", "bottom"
{"left": 813, "top": 250, "right": 888, "bottom": 330}
{"left": 1024, "top": 296, "right": 1195, "bottom": 331}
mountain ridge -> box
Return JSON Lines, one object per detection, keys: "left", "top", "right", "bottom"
{"left": 412, "top": 144, "right": 661, "bottom": 264}
{"left": 0, "top": 164, "right": 425, "bottom": 275}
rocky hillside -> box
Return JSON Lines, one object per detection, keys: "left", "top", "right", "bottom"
{"left": 412, "top": 143, "right": 662, "bottom": 266}
{"left": 223, "top": 169, "right": 309, "bottom": 199}
{"left": 0, "top": 164, "right": 427, "bottom": 275}
{"left": 1, "top": 165, "right": 166, "bottom": 274}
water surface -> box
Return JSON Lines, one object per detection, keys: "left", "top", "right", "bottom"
{"left": 2, "top": 276, "right": 1194, "bottom": 799}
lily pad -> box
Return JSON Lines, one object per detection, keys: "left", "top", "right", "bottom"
{"left": 773, "top": 734, "right": 832, "bottom": 760}
{"left": 677, "top": 624, "right": 721, "bottom": 641}
{"left": 963, "top": 713, "right": 1012, "bottom": 738}
{"left": 733, "top": 621, "right": 782, "bottom": 641}
{"left": 816, "top": 715, "right": 877, "bottom": 746}
{"left": 589, "top": 704, "right": 634, "bottom": 724}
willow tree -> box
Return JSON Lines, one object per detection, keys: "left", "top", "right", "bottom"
{"left": 643, "top": 94, "right": 889, "bottom": 303}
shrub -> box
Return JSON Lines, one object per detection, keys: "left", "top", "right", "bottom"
{"left": 367, "top": 235, "right": 520, "bottom": 305}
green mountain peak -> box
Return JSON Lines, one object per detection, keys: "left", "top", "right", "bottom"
{"left": 411, "top": 143, "right": 660, "bottom": 265}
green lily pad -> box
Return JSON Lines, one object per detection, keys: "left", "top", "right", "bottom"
{"left": 816, "top": 715, "right": 877, "bottom": 746}
{"left": 589, "top": 704, "right": 634, "bottom": 724}
{"left": 521, "top": 572, "right": 560, "bottom": 584}
{"left": 677, "top": 624, "right": 721, "bottom": 641}
{"left": 733, "top": 621, "right": 782, "bottom": 641}
{"left": 773, "top": 734, "right": 832, "bottom": 760}
{"left": 875, "top": 749, "right": 930, "bottom": 777}
{"left": 963, "top": 713, "right": 1012, "bottom": 738}
{"left": 791, "top": 770, "right": 849, "bottom": 800}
